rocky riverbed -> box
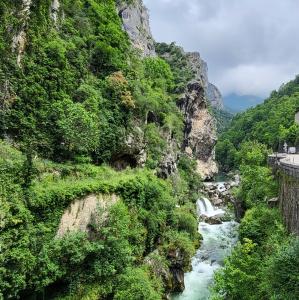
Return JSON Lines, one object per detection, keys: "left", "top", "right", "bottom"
{"left": 172, "top": 175, "right": 240, "bottom": 300}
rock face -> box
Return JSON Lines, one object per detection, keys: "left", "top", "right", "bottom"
{"left": 56, "top": 194, "right": 119, "bottom": 237}
{"left": 178, "top": 79, "right": 218, "bottom": 179}
{"left": 50, "top": 0, "right": 60, "bottom": 24}
{"left": 158, "top": 130, "right": 178, "bottom": 179}
{"left": 185, "top": 52, "right": 224, "bottom": 110}
{"left": 116, "top": 1, "right": 220, "bottom": 179}
{"left": 112, "top": 126, "right": 147, "bottom": 170}
{"left": 12, "top": 0, "right": 32, "bottom": 67}
{"left": 207, "top": 83, "right": 224, "bottom": 110}
{"left": 12, "top": 0, "right": 62, "bottom": 66}
{"left": 167, "top": 248, "right": 186, "bottom": 292}
{"left": 117, "top": 0, "right": 156, "bottom": 57}
{"left": 179, "top": 53, "right": 219, "bottom": 179}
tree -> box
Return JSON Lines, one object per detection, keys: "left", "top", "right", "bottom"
{"left": 54, "top": 99, "right": 99, "bottom": 156}
{"left": 114, "top": 267, "right": 162, "bottom": 300}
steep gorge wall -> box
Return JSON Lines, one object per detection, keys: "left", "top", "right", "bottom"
{"left": 117, "top": 0, "right": 156, "bottom": 57}
{"left": 118, "top": 2, "right": 219, "bottom": 178}
{"left": 12, "top": 0, "right": 61, "bottom": 67}
{"left": 5, "top": 0, "right": 220, "bottom": 179}
{"left": 186, "top": 52, "right": 224, "bottom": 110}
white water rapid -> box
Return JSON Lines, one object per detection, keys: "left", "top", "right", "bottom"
{"left": 197, "top": 197, "right": 225, "bottom": 218}
{"left": 172, "top": 183, "right": 238, "bottom": 300}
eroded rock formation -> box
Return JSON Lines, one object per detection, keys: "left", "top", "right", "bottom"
{"left": 56, "top": 193, "right": 119, "bottom": 237}
{"left": 207, "top": 83, "right": 224, "bottom": 110}
{"left": 12, "top": 0, "right": 32, "bottom": 67}
{"left": 117, "top": 0, "right": 156, "bottom": 57}
{"left": 178, "top": 78, "right": 218, "bottom": 179}
{"left": 117, "top": 5, "right": 220, "bottom": 178}
{"left": 186, "top": 52, "right": 224, "bottom": 110}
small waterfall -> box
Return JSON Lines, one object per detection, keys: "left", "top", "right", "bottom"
{"left": 197, "top": 197, "right": 225, "bottom": 217}
{"left": 172, "top": 179, "right": 239, "bottom": 300}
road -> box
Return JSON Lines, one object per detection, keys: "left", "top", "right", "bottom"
{"left": 280, "top": 154, "right": 299, "bottom": 166}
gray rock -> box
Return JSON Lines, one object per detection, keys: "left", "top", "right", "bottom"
{"left": 207, "top": 83, "right": 224, "bottom": 110}
{"left": 185, "top": 52, "right": 224, "bottom": 109}
{"left": 117, "top": 0, "right": 156, "bottom": 57}
{"left": 202, "top": 215, "right": 223, "bottom": 225}
{"left": 112, "top": 126, "right": 147, "bottom": 170}
{"left": 178, "top": 79, "right": 218, "bottom": 179}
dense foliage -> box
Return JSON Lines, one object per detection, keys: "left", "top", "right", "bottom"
{"left": 0, "top": 140, "right": 201, "bottom": 299}
{"left": 216, "top": 76, "right": 299, "bottom": 171}
{"left": 213, "top": 77, "right": 299, "bottom": 299}
{"left": 0, "top": 0, "right": 183, "bottom": 167}
{"left": 0, "top": 1, "right": 206, "bottom": 299}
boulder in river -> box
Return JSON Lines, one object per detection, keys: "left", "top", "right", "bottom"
{"left": 202, "top": 214, "right": 223, "bottom": 224}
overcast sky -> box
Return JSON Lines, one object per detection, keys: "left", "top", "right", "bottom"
{"left": 143, "top": 0, "right": 299, "bottom": 98}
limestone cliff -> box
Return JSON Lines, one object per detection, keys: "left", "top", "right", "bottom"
{"left": 207, "top": 83, "right": 224, "bottom": 110}
{"left": 117, "top": 5, "right": 219, "bottom": 178}
{"left": 12, "top": 0, "right": 32, "bottom": 67}
{"left": 117, "top": 0, "right": 156, "bottom": 57}
{"left": 12, "top": 0, "right": 61, "bottom": 67}
{"left": 56, "top": 194, "right": 119, "bottom": 237}
{"left": 178, "top": 80, "right": 218, "bottom": 179}
{"left": 185, "top": 52, "right": 224, "bottom": 110}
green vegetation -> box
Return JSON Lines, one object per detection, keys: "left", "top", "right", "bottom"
{"left": 0, "top": 0, "right": 183, "bottom": 166}
{"left": 216, "top": 76, "right": 299, "bottom": 171}
{"left": 155, "top": 42, "right": 194, "bottom": 94}
{"left": 0, "top": 1, "right": 206, "bottom": 298}
{"left": 1, "top": 140, "right": 201, "bottom": 298}
{"left": 211, "top": 108, "right": 233, "bottom": 134}
{"left": 213, "top": 76, "right": 299, "bottom": 299}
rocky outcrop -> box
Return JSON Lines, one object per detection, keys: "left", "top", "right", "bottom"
{"left": 158, "top": 131, "right": 178, "bottom": 179}
{"left": 112, "top": 126, "right": 146, "bottom": 170}
{"left": 144, "top": 251, "right": 173, "bottom": 292}
{"left": 186, "top": 52, "right": 224, "bottom": 109}
{"left": 12, "top": 0, "right": 32, "bottom": 67}
{"left": 56, "top": 194, "right": 119, "bottom": 237}
{"left": 117, "top": 0, "right": 156, "bottom": 57}
{"left": 207, "top": 83, "right": 224, "bottom": 110}
{"left": 50, "top": 0, "right": 60, "bottom": 24}
{"left": 116, "top": 2, "right": 221, "bottom": 179}
{"left": 167, "top": 248, "right": 186, "bottom": 292}
{"left": 12, "top": 0, "right": 62, "bottom": 66}
{"left": 178, "top": 79, "right": 218, "bottom": 179}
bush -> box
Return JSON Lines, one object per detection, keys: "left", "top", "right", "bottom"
{"left": 265, "top": 238, "right": 299, "bottom": 299}
{"left": 239, "top": 206, "right": 284, "bottom": 246}
{"left": 114, "top": 267, "right": 162, "bottom": 300}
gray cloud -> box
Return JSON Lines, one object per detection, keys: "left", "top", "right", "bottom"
{"left": 143, "top": 0, "right": 299, "bottom": 97}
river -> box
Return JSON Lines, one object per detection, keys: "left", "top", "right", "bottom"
{"left": 172, "top": 182, "right": 239, "bottom": 300}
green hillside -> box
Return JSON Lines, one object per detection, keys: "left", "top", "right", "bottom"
{"left": 0, "top": 1, "right": 202, "bottom": 298}
{"left": 216, "top": 76, "right": 299, "bottom": 171}
{"left": 212, "top": 77, "right": 299, "bottom": 300}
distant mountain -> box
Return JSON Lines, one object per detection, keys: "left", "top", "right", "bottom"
{"left": 223, "top": 93, "right": 264, "bottom": 112}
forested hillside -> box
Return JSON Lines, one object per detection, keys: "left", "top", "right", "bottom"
{"left": 212, "top": 77, "right": 299, "bottom": 300}
{"left": 0, "top": 0, "right": 217, "bottom": 298}
{"left": 216, "top": 76, "right": 299, "bottom": 171}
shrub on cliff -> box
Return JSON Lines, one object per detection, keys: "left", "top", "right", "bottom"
{"left": 265, "top": 238, "right": 299, "bottom": 299}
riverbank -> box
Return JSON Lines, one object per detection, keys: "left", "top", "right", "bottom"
{"left": 172, "top": 178, "right": 240, "bottom": 300}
